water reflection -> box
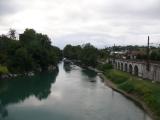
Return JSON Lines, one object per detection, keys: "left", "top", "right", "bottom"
{"left": 81, "top": 69, "right": 97, "bottom": 83}
{"left": 81, "top": 69, "right": 97, "bottom": 78}
{"left": 0, "top": 69, "right": 58, "bottom": 118}
{"left": 0, "top": 63, "right": 152, "bottom": 120}
{"left": 63, "top": 63, "right": 72, "bottom": 73}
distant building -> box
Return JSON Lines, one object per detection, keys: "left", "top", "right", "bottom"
{"left": 110, "top": 51, "right": 127, "bottom": 59}
{"left": 126, "top": 51, "right": 146, "bottom": 60}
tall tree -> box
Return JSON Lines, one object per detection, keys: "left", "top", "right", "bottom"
{"left": 8, "top": 29, "right": 16, "bottom": 40}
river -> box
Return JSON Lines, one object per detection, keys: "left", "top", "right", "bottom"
{"left": 0, "top": 62, "right": 152, "bottom": 120}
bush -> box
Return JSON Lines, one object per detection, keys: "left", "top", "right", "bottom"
{"left": 0, "top": 65, "right": 9, "bottom": 75}
{"left": 98, "top": 63, "right": 113, "bottom": 71}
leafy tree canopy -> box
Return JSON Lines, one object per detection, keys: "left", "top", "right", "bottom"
{"left": 0, "top": 28, "right": 62, "bottom": 75}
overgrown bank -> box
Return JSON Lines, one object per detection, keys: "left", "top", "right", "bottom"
{"left": 98, "top": 64, "right": 160, "bottom": 120}
{"left": 0, "top": 29, "right": 62, "bottom": 79}
{"left": 63, "top": 44, "right": 160, "bottom": 120}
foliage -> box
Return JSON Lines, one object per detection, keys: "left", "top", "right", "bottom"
{"left": 80, "top": 43, "right": 98, "bottom": 67}
{"left": 8, "top": 29, "right": 16, "bottom": 40}
{"left": 103, "top": 69, "right": 160, "bottom": 120}
{"left": 63, "top": 45, "right": 82, "bottom": 60}
{"left": 97, "top": 63, "right": 112, "bottom": 71}
{"left": 97, "top": 49, "right": 109, "bottom": 61}
{"left": 63, "top": 43, "right": 98, "bottom": 67}
{"left": 0, "top": 66, "right": 9, "bottom": 75}
{"left": 0, "top": 66, "right": 8, "bottom": 75}
{"left": 150, "top": 49, "right": 160, "bottom": 61}
{"left": 9, "top": 47, "right": 33, "bottom": 72}
{"left": 0, "top": 28, "right": 62, "bottom": 74}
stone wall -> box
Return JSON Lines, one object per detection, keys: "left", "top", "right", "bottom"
{"left": 111, "top": 59, "right": 160, "bottom": 82}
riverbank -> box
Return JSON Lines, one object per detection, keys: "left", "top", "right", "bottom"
{"left": 0, "top": 65, "right": 58, "bottom": 80}
{"left": 99, "top": 69, "right": 160, "bottom": 120}
{"left": 64, "top": 60, "right": 158, "bottom": 120}
{"left": 0, "top": 62, "right": 152, "bottom": 120}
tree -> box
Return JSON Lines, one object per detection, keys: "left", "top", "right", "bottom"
{"left": 8, "top": 47, "right": 33, "bottom": 72}
{"left": 8, "top": 29, "right": 16, "bottom": 40}
{"left": 36, "top": 33, "right": 51, "bottom": 48}
{"left": 150, "top": 50, "right": 160, "bottom": 60}
{"left": 80, "top": 43, "right": 98, "bottom": 67}
{"left": 19, "top": 29, "right": 36, "bottom": 46}
{"left": 0, "top": 28, "right": 62, "bottom": 74}
{"left": 63, "top": 43, "right": 98, "bottom": 67}
{"left": 63, "top": 45, "right": 82, "bottom": 60}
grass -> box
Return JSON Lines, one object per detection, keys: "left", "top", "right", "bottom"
{"left": 103, "top": 69, "right": 160, "bottom": 120}
{"left": 97, "top": 63, "right": 113, "bottom": 71}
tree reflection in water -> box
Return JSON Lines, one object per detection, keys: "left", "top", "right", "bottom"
{"left": 63, "top": 63, "right": 72, "bottom": 73}
{"left": 63, "top": 62, "right": 97, "bottom": 82}
{"left": 81, "top": 69, "right": 97, "bottom": 78}
{"left": 0, "top": 68, "right": 58, "bottom": 118}
{"left": 81, "top": 69, "right": 97, "bottom": 83}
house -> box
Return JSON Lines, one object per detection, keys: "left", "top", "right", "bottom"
{"left": 126, "top": 51, "right": 146, "bottom": 60}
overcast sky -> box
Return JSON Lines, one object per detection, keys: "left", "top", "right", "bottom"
{"left": 0, "top": 0, "right": 160, "bottom": 48}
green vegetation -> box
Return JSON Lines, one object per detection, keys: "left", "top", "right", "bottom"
{"left": 97, "top": 63, "right": 113, "bottom": 71}
{"left": 0, "top": 66, "right": 9, "bottom": 75}
{"left": 97, "top": 49, "right": 109, "bottom": 62}
{"left": 80, "top": 44, "right": 98, "bottom": 67}
{"left": 63, "top": 43, "right": 160, "bottom": 119}
{"left": 150, "top": 49, "right": 160, "bottom": 61}
{"left": 103, "top": 68, "right": 160, "bottom": 120}
{"left": 0, "top": 28, "right": 62, "bottom": 76}
{"left": 63, "top": 43, "right": 98, "bottom": 67}
{"left": 63, "top": 45, "right": 82, "bottom": 60}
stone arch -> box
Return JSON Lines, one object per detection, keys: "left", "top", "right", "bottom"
{"left": 129, "top": 64, "right": 133, "bottom": 74}
{"left": 115, "top": 62, "right": 118, "bottom": 69}
{"left": 118, "top": 62, "right": 120, "bottom": 70}
{"left": 125, "top": 63, "right": 128, "bottom": 72}
{"left": 134, "top": 65, "right": 139, "bottom": 76}
{"left": 121, "top": 63, "right": 123, "bottom": 71}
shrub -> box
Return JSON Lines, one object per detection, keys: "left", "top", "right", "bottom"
{"left": 97, "top": 63, "right": 113, "bottom": 71}
{"left": 102, "top": 63, "right": 113, "bottom": 70}
{"left": 0, "top": 65, "right": 9, "bottom": 75}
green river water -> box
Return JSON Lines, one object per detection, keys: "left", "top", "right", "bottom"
{"left": 0, "top": 62, "right": 152, "bottom": 120}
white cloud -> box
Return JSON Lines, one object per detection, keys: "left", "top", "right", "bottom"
{"left": 0, "top": 0, "right": 160, "bottom": 48}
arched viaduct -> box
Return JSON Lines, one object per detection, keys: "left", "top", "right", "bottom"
{"left": 111, "top": 59, "right": 160, "bottom": 82}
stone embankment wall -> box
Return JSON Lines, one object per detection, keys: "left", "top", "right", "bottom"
{"left": 111, "top": 59, "right": 160, "bottom": 82}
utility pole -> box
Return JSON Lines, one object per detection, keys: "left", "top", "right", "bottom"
{"left": 113, "top": 44, "right": 115, "bottom": 63}
{"left": 147, "top": 36, "right": 150, "bottom": 71}
{"left": 112, "top": 44, "right": 116, "bottom": 68}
